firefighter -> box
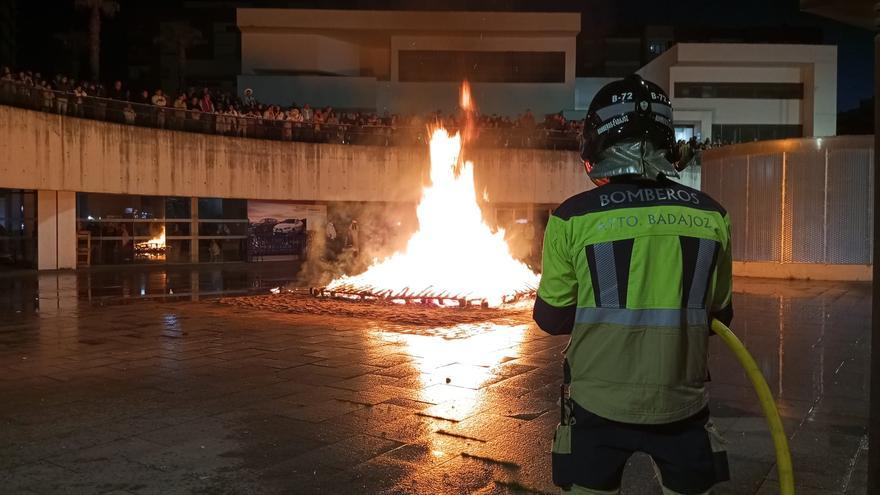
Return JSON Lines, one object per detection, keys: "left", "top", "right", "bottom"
{"left": 533, "top": 74, "right": 733, "bottom": 495}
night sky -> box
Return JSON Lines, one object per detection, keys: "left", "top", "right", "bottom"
{"left": 9, "top": 0, "right": 874, "bottom": 111}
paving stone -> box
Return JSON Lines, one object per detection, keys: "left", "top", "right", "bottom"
{"left": 277, "top": 398, "right": 367, "bottom": 423}
{"left": 285, "top": 433, "right": 403, "bottom": 471}
{"left": 0, "top": 271, "right": 870, "bottom": 493}
{"left": 439, "top": 413, "right": 530, "bottom": 442}
{"left": 373, "top": 440, "right": 459, "bottom": 469}
{"left": 372, "top": 413, "right": 455, "bottom": 444}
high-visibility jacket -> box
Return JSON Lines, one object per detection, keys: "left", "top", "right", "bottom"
{"left": 533, "top": 176, "right": 733, "bottom": 425}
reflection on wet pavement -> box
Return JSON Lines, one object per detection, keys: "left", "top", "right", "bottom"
{"left": 0, "top": 274, "right": 870, "bottom": 494}
{"left": 0, "top": 262, "right": 302, "bottom": 314}
{"left": 375, "top": 323, "right": 528, "bottom": 423}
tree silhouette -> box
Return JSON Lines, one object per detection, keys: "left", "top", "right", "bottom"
{"left": 155, "top": 21, "right": 205, "bottom": 93}
{"left": 74, "top": 0, "right": 120, "bottom": 82}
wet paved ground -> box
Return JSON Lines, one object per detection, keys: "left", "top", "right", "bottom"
{"left": 0, "top": 262, "right": 302, "bottom": 314}
{"left": 0, "top": 265, "right": 871, "bottom": 494}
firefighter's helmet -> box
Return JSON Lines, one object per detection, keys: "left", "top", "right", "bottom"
{"left": 580, "top": 75, "right": 694, "bottom": 186}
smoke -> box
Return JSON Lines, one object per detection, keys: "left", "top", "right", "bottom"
{"left": 294, "top": 201, "right": 419, "bottom": 288}
{"left": 499, "top": 220, "right": 541, "bottom": 272}
{"left": 293, "top": 198, "right": 545, "bottom": 289}
{"left": 292, "top": 92, "right": 545, "bottom": 288}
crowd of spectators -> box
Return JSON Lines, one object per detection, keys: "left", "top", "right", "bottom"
{"left": 680, "top": 136, "right": 719, "bottom": 151}
{"left": 0, "top": 66, "right": 582, "bottom": 149}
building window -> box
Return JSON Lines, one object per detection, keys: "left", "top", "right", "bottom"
{"left": 77, "top": 193, "right": 167, "bottom": 220}
{"left": 674, "top": 125, "right": 696, "bottom": 142}
{"left": 398, "top": 50, "right": 566, "bottom": 83}
{"left": 711, "top": 124, "right": 802, "bottom": 144}
{"left": 197, "top": 198, "right": 247, "bottom": 220}
{"left": 648, "top": 41, "right": 666, "bottom": 55}
{"left": 199, "top": 238, "right": 246, "bottom": 263}
{"left": 77, "top": 193, "right": 194, "bottom": 265}
{"left": 197, "top": 198, "right": 248, "bottom": 262}
{"left": 0, "top": 189, "right": 37, "bottom": 270}
{"left": 675, "top": 82, "right": 804, "bottom": 99}
{"left": 76, "top": 194, "right": 251, "bottom": 265}
{"left": 165, "top": 197, "right": 191, "bottom": 219}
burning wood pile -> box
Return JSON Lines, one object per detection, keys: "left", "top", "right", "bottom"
{"left": 315, "top": 82, "right": 540, "bottom": 309}
{"left": 310, "top": 283, "right": 536, "bottom": 308}
{"left": 134, "top": 227, "right": 167, "bottom": 261}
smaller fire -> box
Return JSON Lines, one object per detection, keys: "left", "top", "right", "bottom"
{"left": 459, "top": 82, "right": 472, "bottom": 112}
{"left": 135, "top": 227, "right": 167, "bottom": 261}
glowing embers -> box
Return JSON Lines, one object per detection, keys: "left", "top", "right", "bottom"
{"left": 310, "top": 283, "right": 536, "bottom": 308}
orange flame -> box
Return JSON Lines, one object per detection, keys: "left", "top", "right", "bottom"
{"left": 459, "top": 80, "right": 473, "bottom": 112}
{"left": 144, "top": 227, "right": 166, "bottom": 249}
{"left": 326, "top": 91, "right": 538, "bottom": 307}
{"left": 135, "top": 227, "right": 167, "bottom": 260}
{"left": 459, "top": 81, "right": 476, "bottom": 145}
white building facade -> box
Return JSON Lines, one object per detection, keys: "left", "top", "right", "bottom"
{"left": 237, "top": 9, "right": 580, "bottom": 117}
{"left": 237, "top": 10, "right": 838, "bottom": 143}
{"left": 635, "top": 43, "right": 837, "bottom": 143}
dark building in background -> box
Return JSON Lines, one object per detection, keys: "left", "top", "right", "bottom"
{"left": 582, "top": 24, "right": 824, "bottom": 78}
{"left": 838, "top": 98, "right": 874, "bottom": 135}
{"left": 2, "top": 0, "right": 872, "bottom": 126}
{"left": 0, "top": 0, "right": 15, "bottom": 69}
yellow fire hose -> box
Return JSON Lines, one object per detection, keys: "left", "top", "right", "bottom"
{"left": 711, "top": 319, "right": 795, "bottom": 495}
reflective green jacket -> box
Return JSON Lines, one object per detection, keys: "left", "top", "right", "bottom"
{"left": 533, "top": 177, "right": 733, "bottom": 425}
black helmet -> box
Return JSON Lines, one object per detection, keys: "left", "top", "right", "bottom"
{"left": 580, "top": 74, "right": 679, "bottom": 166}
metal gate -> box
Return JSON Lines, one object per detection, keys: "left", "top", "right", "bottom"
{"left": 701, "top": 136, "right": 874, "bottom": 265}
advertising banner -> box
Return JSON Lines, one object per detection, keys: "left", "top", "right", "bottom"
{"left": 247, "top": 202, "right": 326, "bottom": 261}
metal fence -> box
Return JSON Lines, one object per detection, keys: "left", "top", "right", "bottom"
{"left": 701, "top": 136, "right": 874, "bottom": 264}
{"left": 0, "top": 79, "right": 580, "bottom": 151}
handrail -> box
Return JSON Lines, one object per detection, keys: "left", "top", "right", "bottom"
{"left": 0, "top": 78, "right": 581, "bottom": 151}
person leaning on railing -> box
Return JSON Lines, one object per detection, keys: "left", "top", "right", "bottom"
{"left": 231, "top": 105, "right": 246, "bottom": 137}
{"left": 0, "top": 67, "right": 13, "bottom": 103}
{"left": 122, "top": 103, "right": 136, "bottom": 124}
{"left": 172, "top": 94, "right": 187, "bottom": 130}
{"left": 73, "top": 84, "right": 86, "bottom": 117}
{"left": 187, "top": 96, "right": 201, "bottom": 132}
{"left": 54, "top": 76, "right": 71, "bottom": 115}
{"left": 40, "top": 81, "right": 55, "bottom": 113}
{"left": 151, "top": 89, "right": 167, "bottom": 128}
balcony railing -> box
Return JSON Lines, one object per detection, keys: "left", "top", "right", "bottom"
{"left": 0, "top": 79, "right": 580, "bottom": 151}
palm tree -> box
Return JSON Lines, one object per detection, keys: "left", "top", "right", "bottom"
{"left": 155, "top": 21, "right": 205, "bottom": 92}
{"left": 53, "top": 30, "right": 88, "bottom": 78}
{"left": 74, "top": 0, "right": 120, "bottom": 82}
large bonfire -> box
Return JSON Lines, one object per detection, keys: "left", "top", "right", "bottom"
{"left": 324, "top": 83, "right": 539, "bottom": 307}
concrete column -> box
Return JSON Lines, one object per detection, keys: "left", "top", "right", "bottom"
{"left": 190, "top": 197, "right": 199, "bottom": 263}
{"left": 868, "top": 17, "right": 880, "bottom": 494}
{"left": 57, "top": 191, "right": 77, "bottom": 269}
{"left": 37, "top": 190, "right": 77, "bottom": 270}
{"left": 36, "top": 191, "right": 57, "bottom": 270}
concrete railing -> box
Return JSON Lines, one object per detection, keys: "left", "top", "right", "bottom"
{"left": 702, "top": 135, "right": 874, "bottom": 281}
{"left": 0, "top": 104, "right": 587, "bottom": 206}
{"left": 0, "top": 79, "right": 580, "bottom": 151}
